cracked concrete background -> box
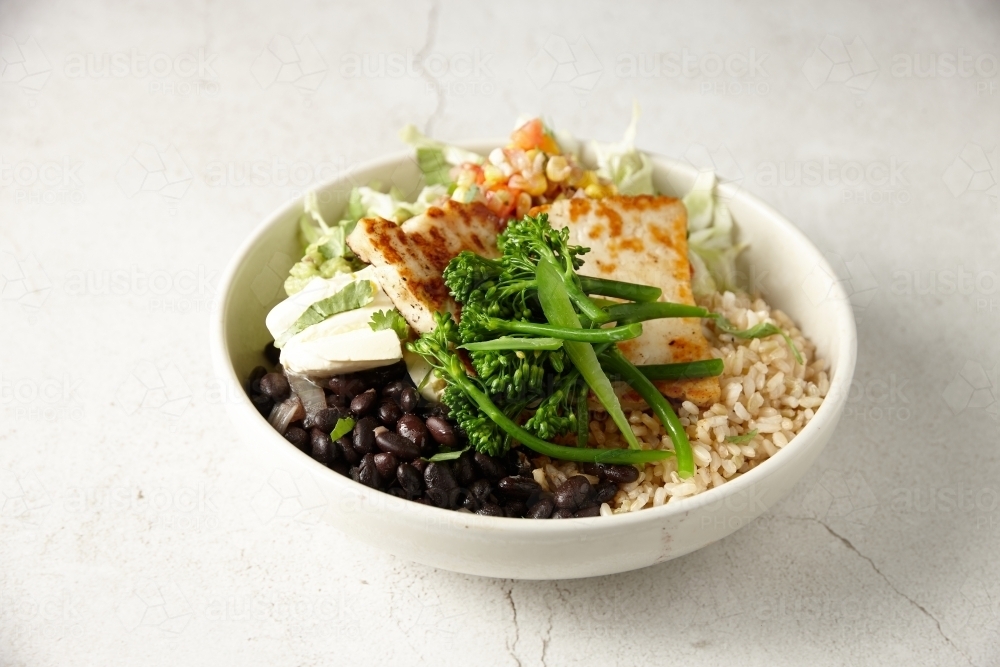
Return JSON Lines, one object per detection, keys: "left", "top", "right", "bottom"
{"left": 1, "top": 0, "right": 999, "bottom": 665}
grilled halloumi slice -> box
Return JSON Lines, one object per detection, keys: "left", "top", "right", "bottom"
{"left": 546, "top": 195, "right": 721, "bottom": 407}
{"left": 346, "top": 200, "right": 503, "bottom": 333}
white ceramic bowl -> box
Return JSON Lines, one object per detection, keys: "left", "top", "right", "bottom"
{"left": 211, "top": 142, "right": 857, "bottom": 580}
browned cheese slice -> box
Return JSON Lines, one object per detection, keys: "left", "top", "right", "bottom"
{"left": 545, "top": 195, "right": 721, "bottom": 408}
{"left": 346, "top": 200, "right": 502, "bottom": 333}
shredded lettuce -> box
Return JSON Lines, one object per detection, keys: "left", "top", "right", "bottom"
{"left": 285, "top": 184, "right": 448, "bottom": 295}
{"left": 285, "top": 192, "right": 361, "bottom": 295}
{"left": 399, "top": 124, "right": 485, "bottom": 186}
{"left": 590, "top": 102, "right": 655, "bottom": 196}
{"left": 351, "top": 184, "right": 448, "bottom": 223}
{"left": 682, "top": 171, "right": 747, "bottom": 296}
{"left": 275, "top": 280, "right": 376, "bottom": 348}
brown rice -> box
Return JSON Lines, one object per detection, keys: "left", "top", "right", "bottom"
{"left": 529, "top": 289, "right": 830, "bottom": 515}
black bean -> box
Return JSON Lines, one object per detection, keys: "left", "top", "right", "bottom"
{"left": 476, "top": 503, "right": 504, "bottom": 517}
{"left": 310, "top": 428, "right": 338, "bottom": 465}
{"left": 326, "top": 393, "right": 347, "bottom": 410}
{"left": 473, "top": 452, "right": 506, "bottom": 481}
{"left": 329, "top": 462, "right": 348, "bottom": 476}
{"left": 382, "top": 381, "right": 407, "bottom": 401}
{"left": 350, "top": 389, "right": 377, "bottom": 417}
{"left": 425, "top": 487, "right": 450, "bottom": 508}
{"left": 263, "top": 342, "right": 280, "bottom": 365}
{"left": 247, "top": 366, "right": 267, "bottom": 393}
{"left": 250, "top": 393, "right": 272, "bottom": 417}
{"left": 551, "top": 508, "right": 574, "bottom": 519}
{"left": 450, "top": 488, "right": 479, "bottom": 511}
{"left": 413, "top": 497, "right": 434, "bottom": 506}
{"left": 348, "top": 466, "right": 360, "bottom": 483}
{"left": 506, "top": 450, "right": 532, "bottom": 477}
{"left": 553, "top": 476, "right": 594, "bottom": 510}
{"left": 574, "top": 505, "right": 601, "bottom": 518}
{"left": 373, "top": 452, "right": 399, "bottom": 480}
{"left": 597, "top": 464, "right": 639, "bottom": 484}
{"left": 453, "top": 451, "right": 476, "bottom": 487}
{"left": 425, "top": 416, "right": 456, "bottom": 446}
{"left": 283, "top": 426, "right": 309, "bottom": 452}
{"left": 375, "top": 431, "right": 421, "bottom": 461}
{"left": 329, "top": 376, "right": 366, "bottom": 398}
{"left": 411, "top": 459, "right": 428, "bottom": 475}
{"left": 357, "top": 454, "right": 381, "bottom": 489}
{"left": 580, "top": 463, "right": 601, "bottom": 478}
{"left": 387, "top": 487, "right": 408, "bottom": 499}
{"left": 311, "top": 407, "right": 341, "bottom": 433}
{"left": 469, "top": 478, "right": 493, "bottom": 501}
{"left": 594, "top": 480, "right": 618, "bottom": 505}
{"left": 352, "top": 417, "right": 378, "bottom": 456}
{"left": 503, "top": 501, "right": 527, "bottom": 518}
{"left": 397, "top": 464, "right": 424, "bottom": 497}
{"left": 526, "top": 496, "right": 555, "bottom": 519}
{"left": 396, "top": 414, "right": 428, "bottom": 448}
{"left": 424, "top": 462, "right": 457, "bottom": 491}
{"left": 336, "top": 436, "right": 359, "bottom": 466}
{"left": 399, "top": 386, "right": 418, "bottom": 413}
{"left": 497, "top": 476, "right": 541, "bottom": 501}
{"left": 377, "top": 400, "right": 402, "bottom": 428}
{"left": 259, "top": 373, "right": 290, "bottom": 401}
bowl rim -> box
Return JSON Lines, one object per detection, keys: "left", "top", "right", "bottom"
{"left": 210, "top": 141, "right": 858, "bottom": 535}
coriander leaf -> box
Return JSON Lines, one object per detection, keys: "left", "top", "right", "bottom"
{"left": 329, "top": 417, "right": 356, "bottom": 441}
{"left": 275, "top": 280, "right": 375, "bottom": 348}
{"left": 425, "top": 447, "right": 469, "bottom": 462}
{"left": 369, "top": 309, "right": 409, "bottom": 340}
{"left": 711, "top": 315, "right": 804, "bottom": 365}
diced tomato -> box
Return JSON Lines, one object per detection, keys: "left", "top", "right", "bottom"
{"left": 510, "top": 118, "right": 560, "bottom": 155}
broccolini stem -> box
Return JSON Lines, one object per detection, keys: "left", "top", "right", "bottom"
{"left": 485, "top": 317, "right": 642, "bottom": 343}
{"left": 600, "top": 348, "right": 695, "bottom": 478}
{"left": 449, "top": 371, "right": 672, "bottom": 465}
{"left": 602, "top": 301, "right": 710, "bottom": 323}
{"left": 575, "top": 378, "right": 590, "bottom": 448}
{"left": 459, "top": 337, "right": 564, "bottom": 352}
{"left": 638, "top": 359, "right": 724, "bottom": 381}
{"left": 536, "top": 258, "right": 643, "bottom": 450}
{"left": 579, "top": 276, "right": 662, "bottom": 303}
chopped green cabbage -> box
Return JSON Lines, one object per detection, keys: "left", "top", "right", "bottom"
{"left": 590, "top": 102, "right": 655, "bottom": 196}
{"left": 399, "top": 124, "right": 484, "bottom": 186}
{"left": 682, "top": 171, "right": 746, "bottom": 296}
{"left": 285, "top": 191, "right": 359, "bottom": 295}
{"left": 285, "top": 185, "right": 447, "bottom": 295}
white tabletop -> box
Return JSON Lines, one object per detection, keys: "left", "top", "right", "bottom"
{"left": 2, "top": 1, "right": 999, "bottom": 665}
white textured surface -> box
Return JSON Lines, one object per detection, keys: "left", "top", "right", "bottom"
{"left": 1, "top": 1, "right": 998, "bottom": 665}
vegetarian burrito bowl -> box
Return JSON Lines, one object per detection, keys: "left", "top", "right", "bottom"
{"left": 241, "top": 113, "right": 831, "bottom": 521}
